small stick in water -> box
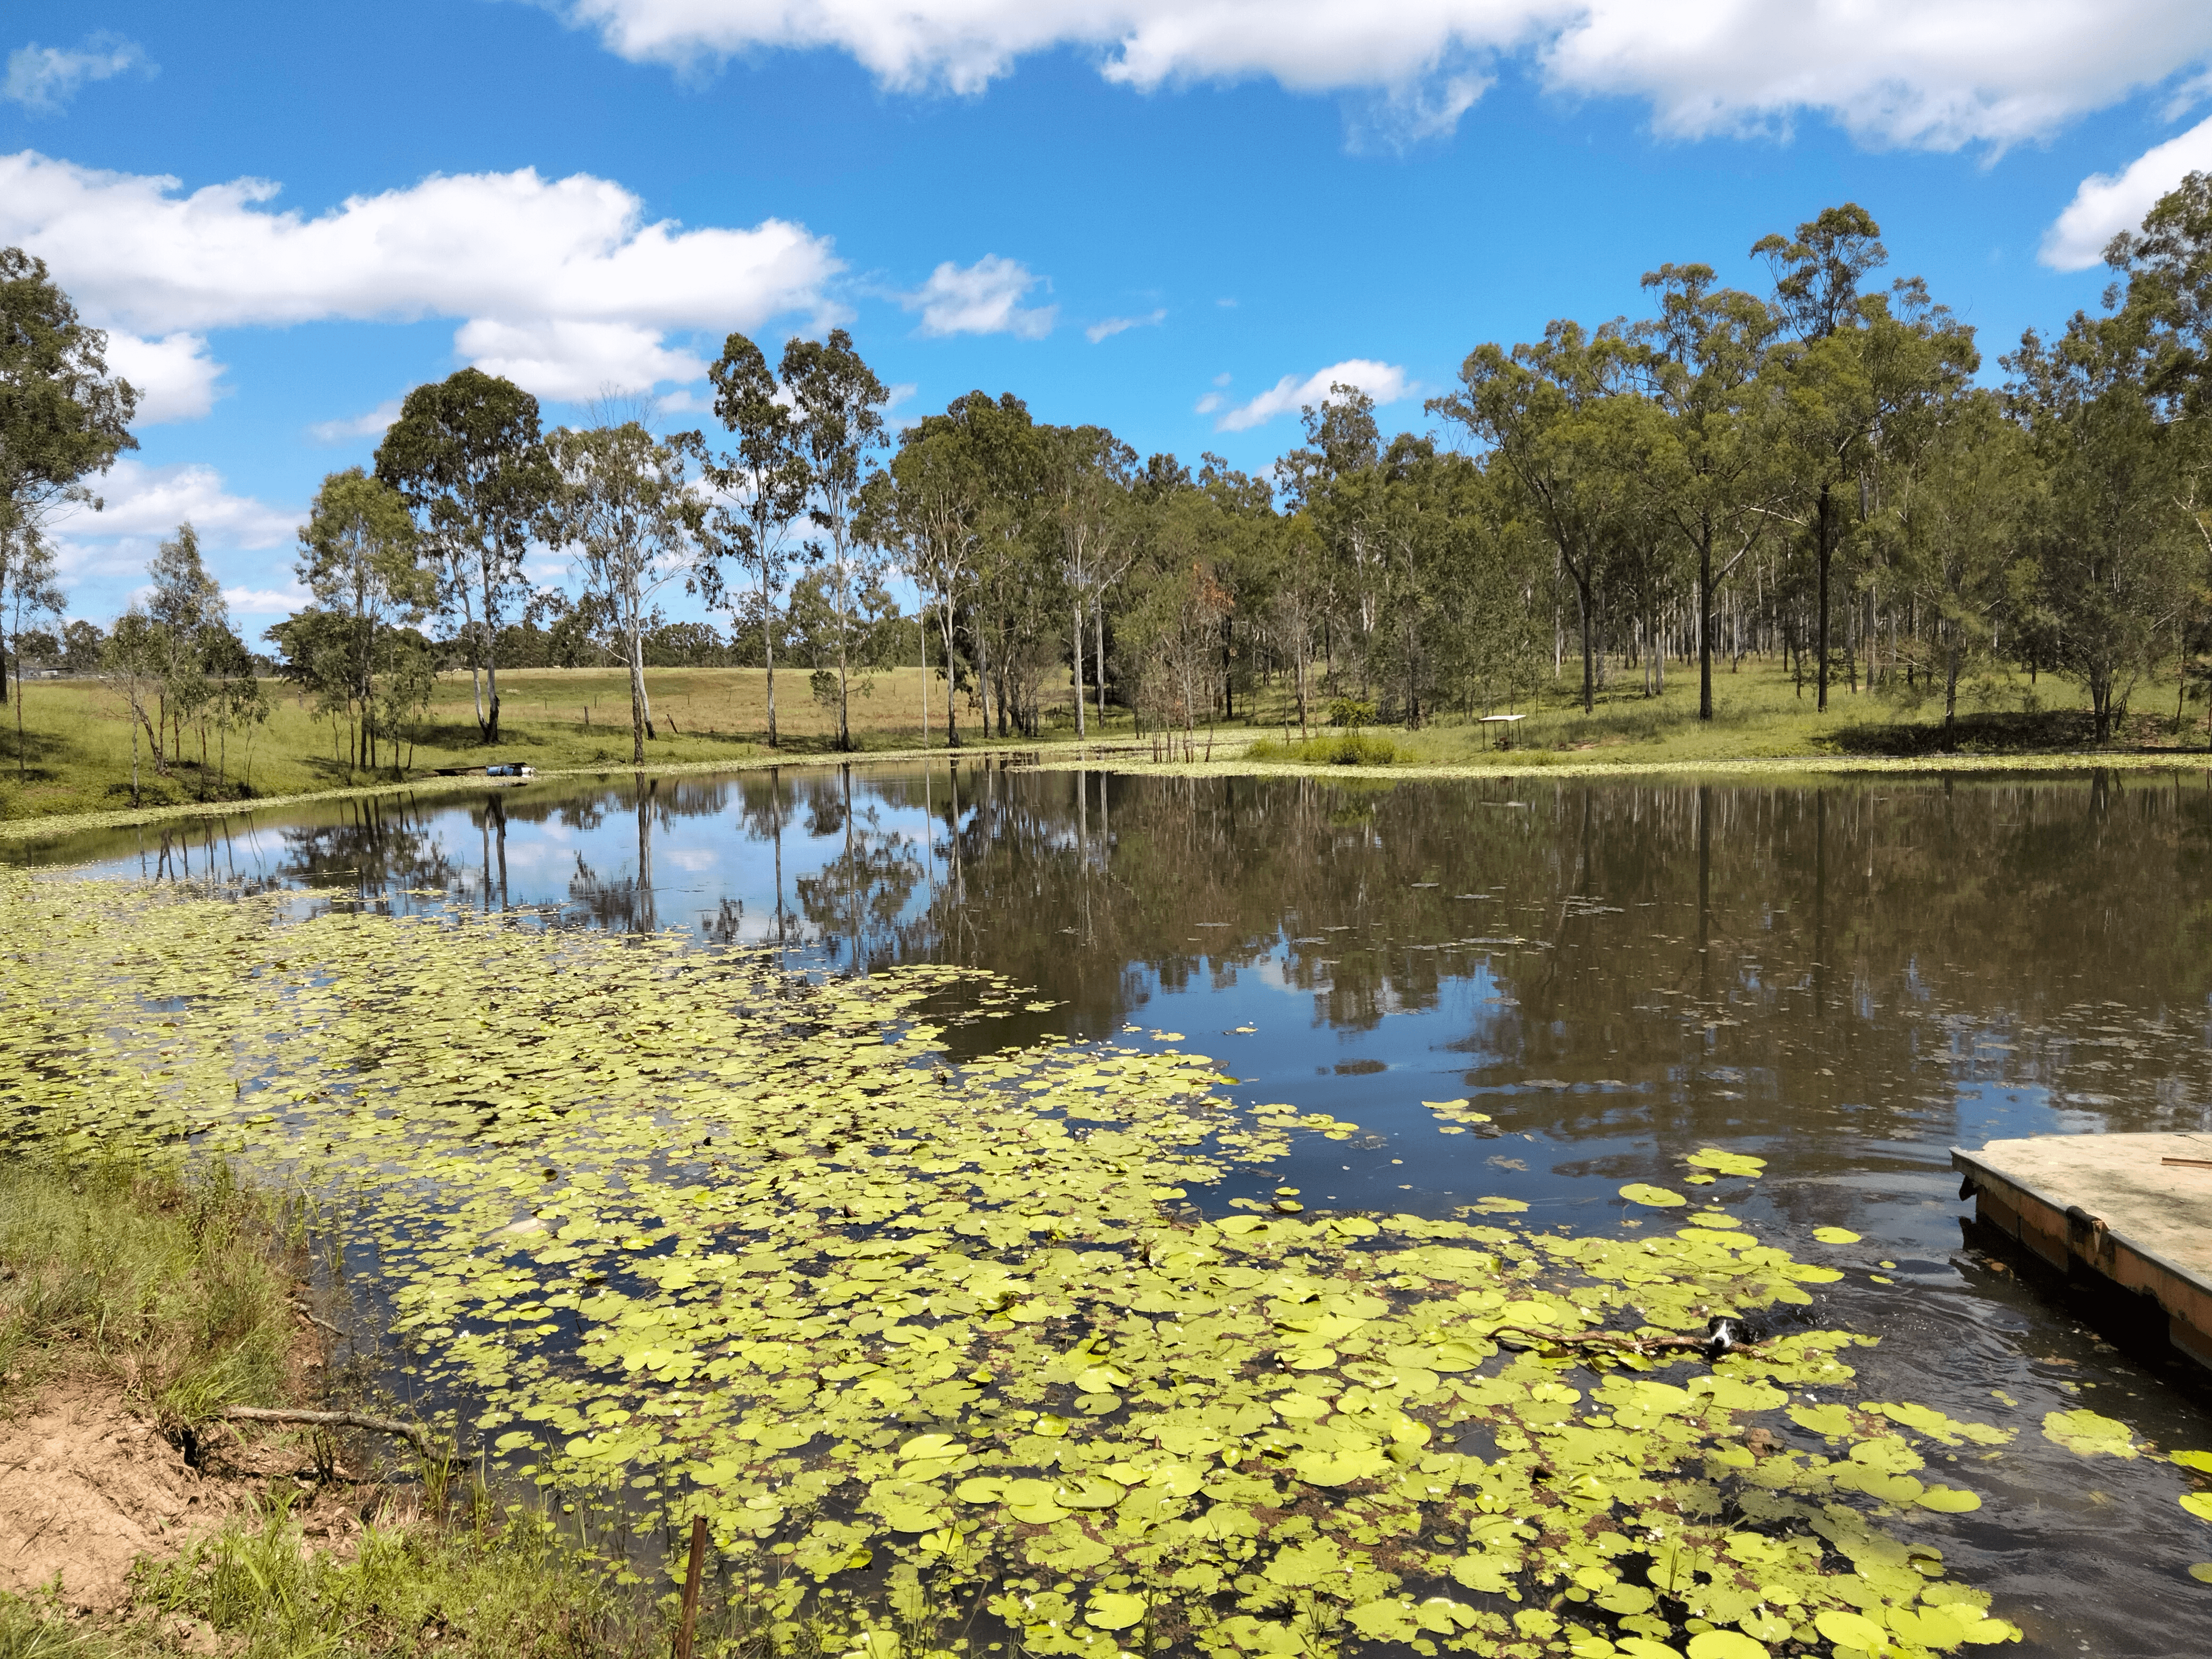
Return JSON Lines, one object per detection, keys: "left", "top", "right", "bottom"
{"left": 674, "top": 1514, "right": 708, "bottom": 1659}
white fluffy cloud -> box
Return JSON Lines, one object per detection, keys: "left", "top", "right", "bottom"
{"left": 2, "top": 33, "right": 153, "bottom": 114}
{"left": 1214, "top": 359, "right": 1410, "bottom": 433}
{"left": 46, "top": 459, "right": 295, "bottom": 560}
{"left": 102, "top": 330, "right": 224, "bottom": 423}
{"left": 0, "top": 151, "right": 843, "bottom": 402}
{"left": 902, "top": 255, "right": 1055, "bottom": 339}
{"left": 553, "top": 0, "right": 2212, "bottom": 149}
{"left": 2042, "top": 114, "right": 2212, "bottom": 269}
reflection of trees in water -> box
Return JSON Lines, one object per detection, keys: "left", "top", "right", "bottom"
{"left": 272, "top": 794, "right": 467, "bottom": 901}
{"left": 793, "top": 767, "right": 926, "bottom": 970}
{"left": 909, "top": 768, "right": 2212, "bottom": 1153}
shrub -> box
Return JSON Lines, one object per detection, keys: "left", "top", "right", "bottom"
{"left": 1247, "top": 732, "right": 1404, "bottom": 766}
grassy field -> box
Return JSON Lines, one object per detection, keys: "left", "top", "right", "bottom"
{"left": 4, "top": 655, "right": 2205, "bottom": 828}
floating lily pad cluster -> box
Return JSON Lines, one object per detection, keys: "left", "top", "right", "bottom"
{"left": 4, "top": 868, "right": 2161, "bottom": 1658}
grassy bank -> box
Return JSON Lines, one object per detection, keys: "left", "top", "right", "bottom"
{"left": 0, "top": 1155, "right": 298, "bottom": 1429}
{"left": 0, "top": 1155, "right": 724, "bottom": 1659}
{"left": 5, "top": 657, "right": 2207, "bottom": 839}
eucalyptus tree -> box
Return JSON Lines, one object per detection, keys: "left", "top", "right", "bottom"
{"left": 102, "top": 607, "right": 160, "bottom": 807}
{"left": 1753, "top": 208, "right": 1888, "bottom": 710}
{"left": 1635, "top": 263, "right": 1782, "bottom": 718}
{"left": 2005, "top": 304, "right": 2194, "bottom": 740}
{"left": 0, "top": 247, "right": 137, "bottom": 575}
{"left": 1428, "top": 321, "right": 1637, "bottom": 713}
{"left": 145, "top": 523, "right": 227, "bottom": 772}
{"left": 1878, "top": 389, "right": 2039, "bottom": 728}
{"left": 1277, "top": 388, "right": 1385, "bottom": 696}
{"left": 2, "top": 524, "right": 61, "bottom": 780}
{"left": 957, "top": 392, "right": 1052, "bottom": 735}
{"left": 297, "top": 467, "right": 434, "bottom": 772}
{"left": 374, "top": 368, "right": 554, "bottom": 742}
{"left": 783, "top": 329, "right": 890, "bottom": 752}
{"left": 888, "top": 401, "right": 986, "bottom": 745}
{"left": 702, "top": 332, "right": 810, "bottom": 748}
{"left": 1046, "top": 423, "right": 1137, "bottom": 737}
{"left": 546, "top": 420, "right": 705, "bottom": 764}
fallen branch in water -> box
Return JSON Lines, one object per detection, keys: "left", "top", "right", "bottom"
{"left": 220, "top": 1406, "right": 437, "bottom": 1458}
{"left": 1485, "top": 1321, "right": 1767, "bottom": 1361}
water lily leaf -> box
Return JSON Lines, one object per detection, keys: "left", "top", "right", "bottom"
{"left": 1620, "top": 1183, "right": 1687, "bottom": 1208}
{"left": 2183, "top": 1494, "right": 2212, "bottom": 1522}
{"left": 2172, "top": 1449, "right": 2212, "bottom": 1473}
{"left": 1086, "top": 1593, "right": 1147, "bottom": 1630}
{"left": 2042, "top": 1409, "right": 2138, "bottom": 1457}
{"left": 1814, "top": 1608, "right": 1886, "bottom": 1650}
{"left": 1916, "top": 1486, "right": 1981, "bottom": 1512}
{"left": 1685, "top": 1632, "right": 1767, "bottom": 1659}
{"left": 1813, "top": 1226, "right": 1862, "bottom": 1244}
{"left": 2189, "top": 1562, "right": 2212, "bottom": 1583}
{"left": 1685, "top": 1149, "right": 1766, "bottom": 1179}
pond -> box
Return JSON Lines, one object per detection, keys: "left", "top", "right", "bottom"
{"left": 13, "top": 761, "right": 2212, "bottom": 1657}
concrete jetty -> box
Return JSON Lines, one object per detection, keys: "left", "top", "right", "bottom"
{"left": 1952, "top": 1132, "right": 2212, "bottom": 1369}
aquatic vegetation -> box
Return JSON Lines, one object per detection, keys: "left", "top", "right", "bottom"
{"left": 0, "top": 873, "right": 2058, "bottom": 1656}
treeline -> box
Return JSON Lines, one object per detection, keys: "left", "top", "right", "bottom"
{"left": 9, "top": 180, "right": 2212, "bottom": 781}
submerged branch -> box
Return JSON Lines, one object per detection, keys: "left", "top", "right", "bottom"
{"left": 221, "top": 1405, "right": 437, "bottom": 1458}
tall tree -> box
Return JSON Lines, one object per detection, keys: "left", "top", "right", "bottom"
{"left": 783, "top": 329, "right": 889, "bottom": 752}
{"left": 2, "top": 524, "right": 62, "bottom": 780}
{"left": 374, "top": 368, "right": 552, "bottom": 743}
{"left": 145, "top": 523, "right": 225, "bottom": 773}
{"left": 1046, "top": 424, "right": 1137, "bottom": 739}
{"left": 888, "top": 400, "right": 987, "bottom": 746}
{"left": 2006, "top": 304, "right": 2193, "bottom": 739}
{"left": 1879, "top": 389, "right": 2039, "bottom": 728}
{"left": 547, "top": 421, "right": 704, "bottom": 765}
{"left": 1429, "top": 322, "right": 1637, "bottom": 713}
{"left": 702, "top": 332, "right": 811, "bottom": 748}
{"left": 296, "top": 468, "right": 432, "bottom": 773}
{"left": 1635, "top": 263, "right": 1782, "bottom": 719}
{"left": 0, "top": 247, "right": 137, "bottom": 555}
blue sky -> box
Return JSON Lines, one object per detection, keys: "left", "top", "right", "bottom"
{"left": 7, "top": 0, "right": 2212, "bottom": 626}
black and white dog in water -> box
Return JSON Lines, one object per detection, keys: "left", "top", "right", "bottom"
{"left": 1704, "top": 1316, "right": 1747, "bottom": 1361}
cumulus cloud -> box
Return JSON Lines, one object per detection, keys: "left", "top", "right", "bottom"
{"left": 102, "top": 330, "right": 224, "bottom": 423}
{"left": 0, "top": 151, "right": 843, "bottom": 400}
{"left": 552, "top": 0, "right": 2212, "bottom": 149}
{"left": 46, "top": 459, "right": 295, "bottom": 552}
{"left": 2042, "top": 114, "right": 2212, "bottom": 269}
{"left": 3, "top": 33, "right": 153, "bottom": 114}
{"left": 1086, "top": 307, "right": 1166, "bottom": 343}
{"left": 1214, "top": 359, "right": 1410, "bottom": 433}
{"left": 221, "top": 586, "right": 313, "bottom": 615}
{"left": 902, "top": 255, "right": 1055, "bottom": 339}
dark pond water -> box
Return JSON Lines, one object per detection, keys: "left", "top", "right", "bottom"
{"left": 18, "top": 763, "right": 2212, "bottom": 1655}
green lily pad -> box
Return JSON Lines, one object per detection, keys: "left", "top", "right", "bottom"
{"left": 2184, "top": 1494, "right": 2212, "bottom": 1522}
{"left": 1620, "top": 1183, "right": 1688, "bottom": 1208}
{"left": 1916, "top": 1486, "right": 1982, "bottom": 1512}
{"left": 2172, "top": 1449, "right": 2212, "bottom": 1473}
{"left": 1812, "top": 1226, "right": 1862, "bottom": 1244}
{"left": 1685, "top": 1632, "right": 1768, "bottom": 1659}
{"left": 1086, "top": 1592, "right": 1147, "bottom": 1630}
{"left": 2043, "top": 1408, "right": 2138, "bottom": 1457}
{"left": 1813, "top": 1607, "right": 1886, "bottom": 1650}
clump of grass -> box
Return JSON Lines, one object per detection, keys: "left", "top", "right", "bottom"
{"left": 1246, "top": 731, "right": 1406, "bottom": 766}
{"left": 132, "top": 1499, "right": 658, "bottom": 1659}
{"left": 0, "top": 1154, "right": 297, "bottom": 1429}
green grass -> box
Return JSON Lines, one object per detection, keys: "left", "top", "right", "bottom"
{"left": 0, "top": 1155, "right": 297, "bottom": 1429}
{"left": 0, "top": 665, "right": 1085, "bottom": 825}
{"left": 6, "top": 655, "right": 2205, "bottom": 837}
